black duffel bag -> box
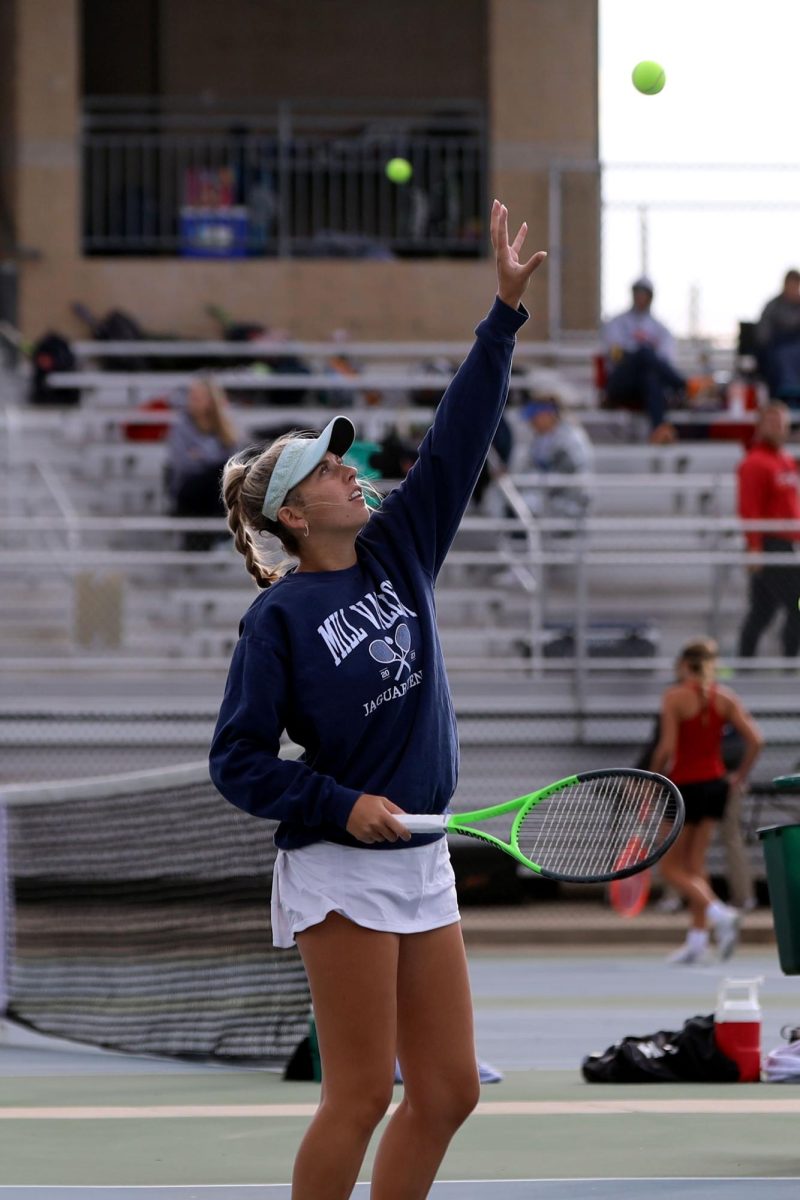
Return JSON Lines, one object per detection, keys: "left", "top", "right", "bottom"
{"left": 582, "top": 1014, "right": 741, "bottom": 1083}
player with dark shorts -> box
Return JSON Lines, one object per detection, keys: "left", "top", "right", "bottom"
{"left": 650, "top": 637, "right": 763, "bottom": 964}
{"left": 679, "top": 778, "right": 730, "bottom": 825}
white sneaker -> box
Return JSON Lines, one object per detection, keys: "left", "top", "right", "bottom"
{"left": 712, "top": 909, "right": 741, "bottom": 961}
{"left": 666, "top": 942, "right": 710, "bottom": 966}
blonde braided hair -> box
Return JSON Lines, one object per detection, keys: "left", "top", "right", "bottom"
{"left": 678, "top": 635, "right": 718, "bottom": 712}
{"left": 222, "top": 432, "right": 310, "bottom": 588}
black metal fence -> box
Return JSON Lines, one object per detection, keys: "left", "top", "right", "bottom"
{"left": 82, "top": 98, "right": 487, "bottom": 259}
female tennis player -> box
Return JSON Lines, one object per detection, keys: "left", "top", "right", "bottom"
{"left": 209, "top": 200, "right": 545, "bottom": 1200}
{"left": 649, "top": 637, "right": 763, "bottom": 965}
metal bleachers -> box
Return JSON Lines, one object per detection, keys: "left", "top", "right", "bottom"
{"left": 4, "top": 344, "right": 800, "bottom": 872}
{"left": 0, "top": 392, "right": 779, "bottom": 674}
{"left": 3, "top": 355, "right": 798, "bottom": 715}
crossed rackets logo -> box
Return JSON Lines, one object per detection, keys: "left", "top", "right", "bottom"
{"left": 368, "top": 622, "right": 413, "bottom": 680}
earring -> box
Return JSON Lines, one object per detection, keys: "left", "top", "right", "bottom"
{"left": 303, "top": 521, "right": 310, "bottom": 539}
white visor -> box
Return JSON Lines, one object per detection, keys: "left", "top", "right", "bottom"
{"left": 261, "top": 416, "right": 356, "bottom": 521}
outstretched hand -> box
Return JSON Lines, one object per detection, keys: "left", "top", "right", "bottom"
{"left": 491, "top": 199, "right": 547, "bottom": 311}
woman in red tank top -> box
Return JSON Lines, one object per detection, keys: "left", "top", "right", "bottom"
{"left": 650, "top": 637, "right": 763, "bottom": 964}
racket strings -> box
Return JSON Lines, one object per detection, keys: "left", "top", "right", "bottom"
{"left": 515, "top": 778, "right": 619, "bottom": 876}
{"left": 514, "top": 775, "right": 679, "bottom": 879}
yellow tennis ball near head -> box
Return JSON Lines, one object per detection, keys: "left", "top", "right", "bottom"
{"left": 632, "top": 60, "right": 666, "bottom": 95}
{"left": 385, "top": 157, "right": 413, "bottom": 185}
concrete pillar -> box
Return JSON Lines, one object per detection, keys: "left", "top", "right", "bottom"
{"left": 0, "top": 0, "right": 18, "bottom": 323}
{"left": 488, "top": 0, "right": 599, "bottom": 336}
{"left": 13, "top": 0, "right": 81, "bottom": 332}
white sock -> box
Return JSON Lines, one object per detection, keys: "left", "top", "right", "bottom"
{"left": 686, "top": 929, "right": 710, "bottom": 952}
{"left": 707, "top": 900, "right": 734, "bottom": 924}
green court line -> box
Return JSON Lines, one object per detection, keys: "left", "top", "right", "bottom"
{"left": 2, "top": 1114, "right": 800, "bottom": 1187}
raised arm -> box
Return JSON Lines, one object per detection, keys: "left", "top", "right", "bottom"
{"left": 364, "top": 202, "right": 546, "bottom": 577}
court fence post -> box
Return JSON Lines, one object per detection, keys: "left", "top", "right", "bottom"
{"left": 572, "top": 522, "right": 589, "bottom": 710}
{"left": 0, "top": 803, "right": 10, "bottom": 1017}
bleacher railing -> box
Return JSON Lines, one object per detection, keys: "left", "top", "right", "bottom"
{"left": 1, "top": 508, "right": 798, "bottom": 671}
{"left": 82, "top": 97, "right": 486, "bottom": 258}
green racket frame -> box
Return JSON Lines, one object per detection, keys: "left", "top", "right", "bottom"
{"left": 400, "top": 768, "right": 685, "bottom": 884}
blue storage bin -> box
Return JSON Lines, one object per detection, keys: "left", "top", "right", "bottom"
{"left": 180, "top": 206, "right": 249, "bottom": 258}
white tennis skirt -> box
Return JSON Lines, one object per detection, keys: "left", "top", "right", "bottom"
{"left": 271, "top": 837, "right": 460, "bottom": 948}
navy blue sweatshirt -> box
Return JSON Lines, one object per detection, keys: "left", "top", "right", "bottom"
{"left": 209, "top": 297, "right": 528, "bottom": 849}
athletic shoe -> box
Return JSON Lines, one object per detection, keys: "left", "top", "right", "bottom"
{"left": 712, "top": 909, "right": 741, "bottom": 961}
{"left": 666, "top": 942, "right": 710, "bottom": 966}
{"left": 394, "top": 1058, "right": 503, "bottom": 1084}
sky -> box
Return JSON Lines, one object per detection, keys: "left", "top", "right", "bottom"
{"left": 599, "top": 0, "right": 800, "bottom": 341}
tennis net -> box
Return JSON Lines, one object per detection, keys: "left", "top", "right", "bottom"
{"left": 0, "top": 762, "right": 310, "bottom": 1065}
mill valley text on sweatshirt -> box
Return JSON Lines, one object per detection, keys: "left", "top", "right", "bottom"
{"left": 210, "top": 297, "right": 528, "bottom": 849}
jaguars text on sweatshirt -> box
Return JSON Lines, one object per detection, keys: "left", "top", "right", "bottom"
{"left": 209, "top": 297, "right": 528, "bottom": 849}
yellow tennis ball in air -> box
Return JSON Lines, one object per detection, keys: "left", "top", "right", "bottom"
{"left": 632, "top": 60, "right": 666, "bottom": 95}
{"left": 385, "top": 157, "right": 413, "bottom": 185}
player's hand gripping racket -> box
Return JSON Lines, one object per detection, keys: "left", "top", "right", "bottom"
{"left": 396, "top": 769, "right": 684, "bottom": 884}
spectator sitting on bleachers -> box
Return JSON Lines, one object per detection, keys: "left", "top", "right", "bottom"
{"left": 602, "top": 277, "right": 686, "bottom": 443}
{"left": 167, "top": 374, "right": 241, "bottom": 549}
{"left": 755, "top": 269, "right": 800, "bottom": 399}
{"left": 368, "top": 428, "right": 419, "bottom": 480}
{"left": 472, "top": 411, "right": 514, "bottom": 515}
{"left": 518, "top": 394, "right": 593, "bottom": 521}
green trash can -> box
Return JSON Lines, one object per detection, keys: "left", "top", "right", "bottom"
{"left": 758, "top": 823, "right": 800, "bottom": 975}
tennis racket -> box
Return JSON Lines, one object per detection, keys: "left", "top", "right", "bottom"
{"left": 397, "top": 768, "right": 684, "bottom": 884}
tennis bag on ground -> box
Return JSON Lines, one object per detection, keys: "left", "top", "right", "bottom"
{"left": 30, "top": 332, "right": 77, "bottom": 404}
{"left": 582, "top": 1014, "right": 740, "bottom": 1083}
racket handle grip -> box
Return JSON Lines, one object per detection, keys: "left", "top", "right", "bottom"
{"left": 394, "top": 813, "right": 448, "bottom": 833}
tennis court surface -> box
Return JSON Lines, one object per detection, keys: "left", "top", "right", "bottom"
{"left": 2, "top": 947, "right": 799, "bottom": 1198}
{"left": 0, "top": 1186, "right": 799, "bottom": 1200}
